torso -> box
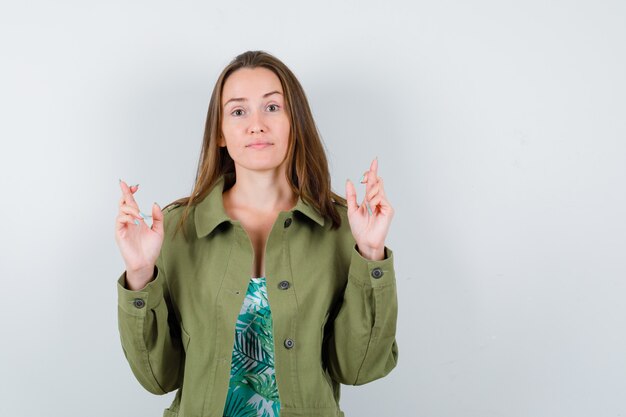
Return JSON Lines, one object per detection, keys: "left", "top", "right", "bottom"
{"left": 239, "top": 214, "right": 275, "bottom": 278}
{"left": 222, "top": 189, "right": 296, "bottom": 278}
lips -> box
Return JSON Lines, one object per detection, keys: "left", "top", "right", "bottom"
{"left": 246, "top": 141, "right": 273, "bottom": 148}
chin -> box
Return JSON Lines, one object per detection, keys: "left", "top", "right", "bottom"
{"left": 236, "top": 161, "right": 284, "bottom": 172}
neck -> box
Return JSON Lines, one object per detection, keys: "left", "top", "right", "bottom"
{"left": 225, "top": 168, "right": 297, "bottom": 214}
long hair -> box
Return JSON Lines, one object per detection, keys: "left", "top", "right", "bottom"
{"left": 167, "top": 50, "right": 347, "bottom": 239}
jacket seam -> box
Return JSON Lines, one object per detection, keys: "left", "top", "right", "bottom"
{"left": 352, "top": 315, "right": 377, "bottom": 385}
{"left": 347, "top": 272, "right": 395, "bottom": 289}
{"left": 353, "top": 281, "right": 385, "bottom": 385}
{"left": 136, "top": 310, "right": 167, "bottom": 394}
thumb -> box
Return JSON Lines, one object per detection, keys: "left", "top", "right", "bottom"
{"left": 345, "top": 179, "right": 358, "bottom": 216}
{"left": 151, "top": 202, "right": 164, "bottom": 234}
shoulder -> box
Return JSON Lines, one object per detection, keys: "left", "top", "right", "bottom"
{"left": 159, "top": 202, "right": 195, "bottom": 241}
{"left": 328, "top": 200, "right": 354, "bottom": 242}
{"left": 161, "top": 202, "right": 185, "bottom": 223}
{"left": 331, "top": 199, "right": 349, "bottom": 223}
{"left": 332, "top": 198, "right": 348, "bottom": 210}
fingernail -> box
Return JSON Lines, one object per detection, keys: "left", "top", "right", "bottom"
{"left": 154, "top": 202, "right": 160, "bottom": 209}
{"left": 139, "top": 212, "right": 147, "bottom": 219}
{"left": 131, "top": 184, "right": 139, "bottom": 188}
{"left": 134, "top": 219, "right": 140, "bottom": 226}
{"left": 360, "top": 174, "right": 366, "bottom": 183}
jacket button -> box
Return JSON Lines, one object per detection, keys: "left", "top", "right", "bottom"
{"left": 284, "top": 218, "right": 292, "bottom": 228}
{"left": 278, "top": 280, "right": 290, "bottom": 290}
{"left": 133, "top": 298, "right": 145, "bottom": 308}
{"left": 284, "top": 338, "right": 295, "bottom": 349}
{"left": 371, "top": 267, "right": 384, "bottom": 279}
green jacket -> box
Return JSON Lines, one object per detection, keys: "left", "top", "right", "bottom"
{"left": 117, "top": 175, "right": 399, "bottom": 417}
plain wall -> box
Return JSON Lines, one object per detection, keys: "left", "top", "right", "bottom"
{"left": 0, "top": 0, "right": 625, "bottom": 416}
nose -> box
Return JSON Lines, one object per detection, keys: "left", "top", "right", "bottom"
{"left": 249, "top": 110, "right": 267, "bottom": 134}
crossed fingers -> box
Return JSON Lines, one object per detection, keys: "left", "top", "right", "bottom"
{"left": 117, "top": 181, "right": 145, "bottom": 227}
{"left": 359, "top": 158, "right": 389, "bottom": 214}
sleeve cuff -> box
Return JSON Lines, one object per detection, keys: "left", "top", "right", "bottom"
{"left": 117, "top": 265, "right": 163, "bottom": 317}
{"left": 348, "top": 244, "right": 395, "bottom": 288}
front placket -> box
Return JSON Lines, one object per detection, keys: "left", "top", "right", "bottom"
{"left": 204, "top": 222, "right": 253, "bottom": 416}
{"left": 265, "top": 211, "right": 301, "bottom": 409}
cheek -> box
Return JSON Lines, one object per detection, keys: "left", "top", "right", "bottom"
{"left": 277, "top": 115, "right": 291, "bottom": 137}
{"left": 220, "top": 122, "right": 244, "bottom": 143}
{"left": 221, "top": 120, "right": 236, "bottom": 135}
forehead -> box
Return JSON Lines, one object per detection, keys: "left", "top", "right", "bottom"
{"left": 222, "top": 67, "right": 283, "bottom": 103}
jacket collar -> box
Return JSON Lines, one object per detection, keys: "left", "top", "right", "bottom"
{"left": 194, "top": 174, "right": 325, "bottom": 238}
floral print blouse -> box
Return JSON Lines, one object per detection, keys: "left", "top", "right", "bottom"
{"left": 223, "top": 276, "right": 281, "bottom": 417}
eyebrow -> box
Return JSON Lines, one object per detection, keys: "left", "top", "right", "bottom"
{"left": 223, "top": 90, "right": 282, "bottom": 108}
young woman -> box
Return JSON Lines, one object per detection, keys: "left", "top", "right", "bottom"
{"left": 114, "top": 50, "right": 398, "bottom": 417}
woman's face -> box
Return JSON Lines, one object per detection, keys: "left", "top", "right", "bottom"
{"left": 219, "top": 67, "right": 291, "bottom": 176}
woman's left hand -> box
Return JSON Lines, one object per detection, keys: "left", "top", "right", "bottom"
{"left": 345, "top": 157, "right": 395, "bottom": 261}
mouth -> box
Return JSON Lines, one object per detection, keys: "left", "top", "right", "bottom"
{"left": 246, "top": 141, "right": 273, "bottom": 149}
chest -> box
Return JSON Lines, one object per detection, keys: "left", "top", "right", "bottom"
{"left": 238, "top": 215, "right": 274, "bottom": 247}
{"left": 225, "top": 207, "right": 278, "bottom": 277}
{"left": 181, "top": 219, "right": 343, "bottom": 305}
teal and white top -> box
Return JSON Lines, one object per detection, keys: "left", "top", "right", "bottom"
{"left": 223, "top": 276, "right": 281, "bottom": 417}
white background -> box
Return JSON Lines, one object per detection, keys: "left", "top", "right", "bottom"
{"left": 1, "top": 1, "right": 625, "bottom": 416}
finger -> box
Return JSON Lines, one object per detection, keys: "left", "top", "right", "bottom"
{"left": 345, "top": 179, "right": 359, "bottom": 215}
{"left": 378, "top": 177, "right": 391, "bottom": 208}
{"left": 369, "top": 192, "right": 393, "bottom": 215}
{"left": 118, "top": 184, "right": 138, "bottom": 207}
{"left": 151, "top": 202, "right": 164, "bottom": 234}
{"left": 366, "top": 158, "right": 377, "bottom": 192}
{"left": 369, "top": 177, "right": 387, "bottom": 202}
{"left": 116, "top": 213, "right": 141, "bottom": 232}
{"left": 120, "top": 180, "right": 139, "bottom": 210}
{"left": 366, "top": 183, "right": 381, "bottom": 201}
{"left": 360, "top": 163, "right": 381, "bottom": 183}
{"left": 361, "top": 174, "right": 382, "bottom": 184}
{"left": 360, "top": 188, "right": 369, "bottom": 210}
{"left": 119, "top": 188, "right": 138, "bottom": 208}
{"left": 370, "top": 157, "right": 378, "bottom": 178}
{"left": 119, "top": 204, "right": 143, "bottom": 220}
{"left": 376, "top": 177, "right": 387, "bottom": 199}
{"left": 369, "top": 194, "right": 384, "bottom": 213}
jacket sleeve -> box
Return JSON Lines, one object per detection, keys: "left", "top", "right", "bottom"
{"left": 327, "top": 244, "right": 399, "bottom": 386}
{"left": 116, "top": 252, "right": 183, "bottom": 395}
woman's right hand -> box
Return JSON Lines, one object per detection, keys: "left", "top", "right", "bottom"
{"left": 114, "top": 180, "right": 164, "bottom": 290}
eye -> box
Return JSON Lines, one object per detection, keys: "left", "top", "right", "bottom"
{"left": 231, "top": 109, "right": 244, "bottom": 116}
{"left": 267, "top": 104, "right": 280, "bottom": 112}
